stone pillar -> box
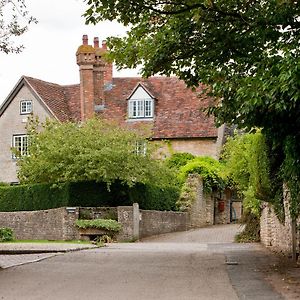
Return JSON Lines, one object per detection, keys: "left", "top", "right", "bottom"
{"left": 133, "top": 203, "right": 140, "bottom": 240}
{"left": 117, "top": 204, "right": 140, "bottom": 241}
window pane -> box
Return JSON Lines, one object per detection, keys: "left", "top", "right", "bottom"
{"left": 20, "top": 100, "right": 32, "bottom": 114}
{"left": 13, "top": 135, "right": 29, "bottom": 157}
{"left": 137, "top": 100, "right": 143, "bottom": 117}
{"left": 145, "top": 99, "right": 153, "bottom": 117}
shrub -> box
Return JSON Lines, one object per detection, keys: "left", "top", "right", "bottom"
{"left": 0, "top": 227, "right": 14, "bottom": 242}
{"left": 178, "top": 156, "right": 226, "bottom": 193}
{"left": 75, "top": 219, "right": 122, "bottom": 232}
{"left": 0, "top": 180, "right": 179, "bottom": 212}
{"left": 235, "top": 212, "right": 260, "bottom": 243}
{"left": 165, "top": 152, "right": 195, "bottom": 170}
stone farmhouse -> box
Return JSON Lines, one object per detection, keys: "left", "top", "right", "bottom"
{"left": 0, "top": 35, "right": 226, "bottom": 184}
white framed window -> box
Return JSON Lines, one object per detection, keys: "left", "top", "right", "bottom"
{"left": 135, "top": 141, "right": 147, "bottom": 156}
{"left": 128, "top": 98, "right": 154, "bottom": 119}
{"left": 20, "top": 100, "right": 32, "bottom": 114}
{"left": 12, "top": 135, "right": 29, "bottom": 158}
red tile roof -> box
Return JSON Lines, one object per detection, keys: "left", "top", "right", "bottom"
{"left": 23, "top": 75, "right": 217, "bottom": 139}
{"left": 102, "top": 77, "right": 218, "bottom": 139}
{"left": 24, "top": 76, "right": 80, "bottom": 122}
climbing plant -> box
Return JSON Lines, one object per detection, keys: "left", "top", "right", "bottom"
{"left": 222, "top": 130, "right": 271, "bottom": 217}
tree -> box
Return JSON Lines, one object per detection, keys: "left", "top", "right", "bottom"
{"left": 17, "top": 118, "right": 173, "bottom": 188}
{"left": 222, "top": 131, "right": 271, "bottom": 217}
{"left": 84, "top": 0, "right": 300, "bottom": 217}
{"left": 0, "top": 0, "right": 37, "bottom": 53}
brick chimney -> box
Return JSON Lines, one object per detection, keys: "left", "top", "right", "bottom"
{"left": 101, "top": 40, "right": 113, "bottom": 85}
{"left": 76, "top": 35, "right": 113, "bottom": 121}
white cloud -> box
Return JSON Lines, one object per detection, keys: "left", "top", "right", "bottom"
{"left": 0, "top": 0, "right": 139, "bottom": 105}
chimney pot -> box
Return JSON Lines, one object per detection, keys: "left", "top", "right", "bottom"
{"left": 94, "top": 37, "right": 99, "bottom": 48}
{"left": 82, "top": 35, "right": 88, "bottom": 45}
{"left": 102, "top": 40, "right": 107, "bottom": 50}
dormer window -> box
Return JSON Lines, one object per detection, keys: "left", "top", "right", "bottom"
{"left": 128, "top": 85, "right": 154, "bottom": 119}
{"left": 20, "top": 100, "right": 32, "bottom": 114}
{"left": 129, "top": 99, "right": 153, "bottom": 118}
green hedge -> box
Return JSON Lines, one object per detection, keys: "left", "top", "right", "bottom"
{"left": 0, "top": 181, "right": 179, "bottom": 212}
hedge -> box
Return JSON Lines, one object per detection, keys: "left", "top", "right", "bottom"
{"left": 0, "top": 181, "right": 179, "bottom": 212}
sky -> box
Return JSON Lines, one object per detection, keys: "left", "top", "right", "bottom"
{"left": 0, "top": 0, "right": 140, "bottom": 105}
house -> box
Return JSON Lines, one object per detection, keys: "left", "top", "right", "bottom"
{"left": 0, "top": 35, "right": 226, "bottom": 184}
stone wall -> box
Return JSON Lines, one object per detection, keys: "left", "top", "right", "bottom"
{"left": 260, "top": 198, "right": 299, "bottom": 254}
{"left": 0, "top": 205, "right": 190, "bottom": 241}
{"left": 79, "top": 207, "right": 118, "bottom": 220}
{"left": 0, "top": 207, "right": 79, "bottom": 240}
{"left": 139, "top": 209, "right": 188, "bottom": 238}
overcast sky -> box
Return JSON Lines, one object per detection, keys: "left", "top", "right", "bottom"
{"left": 0, "top": 0, "right": 140, "bottom": 105}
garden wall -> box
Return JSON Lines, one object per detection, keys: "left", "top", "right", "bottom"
{"left": 0, "top": 207, "right": 80, "bottom": 240}
{"left": 260, "top": 198, "right": 300, "bottom": 255}
{"left": 0, "top": 204, "right": 190, "bottom": 241}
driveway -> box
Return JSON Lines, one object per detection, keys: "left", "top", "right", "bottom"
{"left": 0, "top": 224, "right": 285, "bottom": 300}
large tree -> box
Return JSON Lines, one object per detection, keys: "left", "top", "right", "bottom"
{"left": 17, "top": 118, "right": 174, "bottom": 189}
{"left": 84, "top": 0, "right": 300, "bottom": 217}
{"left": 0, "top": 0, "right": 36, "bottom": 53}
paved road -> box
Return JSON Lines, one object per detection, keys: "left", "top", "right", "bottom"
{"left": 0, "top": 224, "right": 283, "bottom": 300}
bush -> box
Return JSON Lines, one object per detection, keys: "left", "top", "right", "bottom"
{"left": 0, "top": 180, "right": 179, "bottom": 212}
{"left": 0, "top": 227, "right": 14, "bottom": 242}
{"left": 235, "top": 212, "right": 260, "bottom": 243}
{"left": 165, "top": 152, "right": 195, "bottom": 170}
{"left": 178, "top": 156, "right": 226, "bottom": 193}
{"left": 75, "top": 219, "right": 122, "bottom": 232}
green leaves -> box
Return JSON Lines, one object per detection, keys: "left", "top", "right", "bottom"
{"left": 0, "top": 0, "right": 37, "bottom": 54}
{"left": 75, "top": 219, "right": 122, "bottom": 232}
{"left": 178, "top": 156, "right": 226, "bottom": 193}
{"left": 222, "top": 131, "right": 271, "bottom": 216}
{"left": 17, "top": 118, "right": 171, "bottom": 188}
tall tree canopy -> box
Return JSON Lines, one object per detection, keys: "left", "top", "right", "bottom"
{"left": 84, "top": 0, "right": 300, "bottom": 217}
{"left": 0, "top": 0, "right": 36, "bottom": 53}
{"left": 17, "top": 118, "right": 175, "bottom": 189}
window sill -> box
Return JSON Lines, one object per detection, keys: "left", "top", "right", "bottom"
{"left": 126, "top": 118, "right": 154, "bottom": 122}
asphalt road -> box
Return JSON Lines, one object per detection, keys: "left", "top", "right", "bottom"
{"left": 0, "top": 225, "right": 283, "bottom": 300}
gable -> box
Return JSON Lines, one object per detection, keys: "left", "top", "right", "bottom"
{"left": 128, "top": 85, "right": 154, "bottom": 100}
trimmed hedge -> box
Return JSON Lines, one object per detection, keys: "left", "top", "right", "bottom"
{"left": 0, "top": 181, "right": 179, "bottom": 212}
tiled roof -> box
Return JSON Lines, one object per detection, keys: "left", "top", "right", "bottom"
{"left": 102, "top": 77, "right": 218, "bottom": 139}
{"left": 23, "top": 75, "right": 217, "bottom": 139}
{"left": 24, "top": 76, "right": 80, "bottom": 122}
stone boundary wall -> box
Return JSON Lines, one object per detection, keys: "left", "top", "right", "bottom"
{"left": 0, "top": 207, "right": 80, "bottom": 240}
{"left": 260, "top": 201, "right": 299, "bottom": 254}
{"left": 0, "top": 205, "right": 190, "bottom": 241}
{"left": 139, "top": 209, "right": 188, "bottom": 239}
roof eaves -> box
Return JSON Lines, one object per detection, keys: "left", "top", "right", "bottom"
{"left": 23, "top": 77, "right": 60, "bottom": 122}
{"left": 126, "top": 82, "right": 156, "bottom": 100}
{"left": 0, "top": 76, "right": 27, "bottom": 117}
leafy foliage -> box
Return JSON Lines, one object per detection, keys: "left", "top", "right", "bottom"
{"left": 75, "top": 219, "right": 122, "bottom": 232}
{"left": 84, "top": 0, "right": 300, "bottom": 218}
{"left": 0, "top": 0, "right": 37, "bottom": 53}
{"left": 178, "top": 156, "right": 225, "bottom": 193}
{"left": 0, "top": 180, "right": 178, "bottom": 212}
{"left": 18, "top": 118, "right": 169, "bottom": 188}
{"left": 0, "top": 227, "right": 14, "bottom": 242}
{"left": 165, "top": 152, "right": 195, "bottom": 170}
{"left": 176, "top": 176, "right": 197, "bottom": 212}
{"left": 222, "top": 131, "right": 271, "bottom": 216}
{"left": 235, "top": 212, "right": 260, "bottom": 243}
